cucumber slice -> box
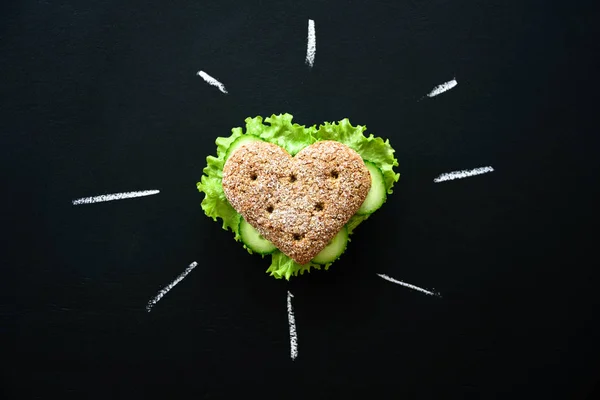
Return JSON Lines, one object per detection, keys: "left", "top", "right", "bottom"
{"left": 239, "top": 218, "right": 277, "bottom": 255}
{"left": 225, "top": 135, "right": 262, "bottom": 161}
{"left": 312, "top": 225, "right": 349, "bottom": 265}
{"left": 357, "top": 161, "right": 386, "bottom": 215}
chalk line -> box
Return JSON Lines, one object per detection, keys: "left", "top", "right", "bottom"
{"left": 305, "top": 19, "right": 316, "bottom": 68}
{"left": 287, "top": 291, "right": 298, "bottom": 360}
{"left": 427, "top": 78, "right": 457, "bottom": 98}
{"left": 72, "top": 190, "right": 160, "bottom": 205}
{"left": 433, "top": 166, "right": 494, "bottom": 183}
{"left": 147, "top": 261, "right": 198, "bottom": 312}
{"left": 196, "top": 70, "right": 228, "bottom": 94}
{"left": 377, "top": 273, "right": 441, "bottom": 297}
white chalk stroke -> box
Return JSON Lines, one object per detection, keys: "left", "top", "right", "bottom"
{"left": 305, "top": 19, "right": 316, "bottom": 68}
{"left": 287, "top": 291, "right": 298, "bottom": 360}
{"left": 433, "top": 166, "right": 494, "bottom": 183}
{"left": 427, "top": 78, "right": 457, "bottom": 97}
{"left": 377, "top": 273, "right": 441, "bottom": 297}
{"left": 196, "top": 70, "right": 228, "bottom": 94}
{"left": 72, "top": 190, "right": 160, "bottom": 205}
{"left": 147, "top": 261, "right": 198, "bottom": 312}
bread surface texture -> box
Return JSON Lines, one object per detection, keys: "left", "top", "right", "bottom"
{"left": 222, "top": 140, "right": 371, "bottom": 264}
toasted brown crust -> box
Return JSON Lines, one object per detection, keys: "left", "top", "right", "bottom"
{"left": 222, "top": 140, "right": 371, "bottom": 265}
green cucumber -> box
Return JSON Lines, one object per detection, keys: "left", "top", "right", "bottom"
{"left": 239, "top": 218, "right": 277, "bottom": 255}
{"left": 225, "top": 135, "right": 262, "bottom": 161}
{"left": 312, "top": 225, "right": 349, "bottom": 265}
{"left": 357, "top": 161, "right": 386, "bottom": 215}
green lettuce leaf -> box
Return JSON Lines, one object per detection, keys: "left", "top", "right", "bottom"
{"left": 266, "top": 251, "right": 330, "bottom": 280}
{"left": 197, "top": 114, "right": 399, "bottom": 280}
{"left": 196, "top": 127, "right": 244, "bottom": 238}
{"left": 245, "top": 114, "right": 317, "bottom": 156}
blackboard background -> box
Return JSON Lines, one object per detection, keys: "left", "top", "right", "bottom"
{"left": 2, "top": 0, "right": 599, "bottom": 398}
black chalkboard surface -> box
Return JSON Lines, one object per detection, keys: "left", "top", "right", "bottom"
{"left": 2, "top": 0, "right": 599, "bottom": 398}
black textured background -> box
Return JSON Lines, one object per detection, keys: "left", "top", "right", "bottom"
{"left": 1, "top": 0, "right": 599, "bottom": 398}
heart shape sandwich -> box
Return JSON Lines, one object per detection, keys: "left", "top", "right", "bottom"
{"left": 197, "top": 114, "right": 399, "bottom": 280}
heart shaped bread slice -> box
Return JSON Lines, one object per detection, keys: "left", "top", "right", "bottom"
{"left": 222, "top": 140, "right": 371, "bottom": 264}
